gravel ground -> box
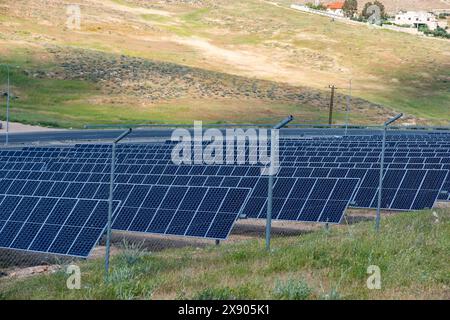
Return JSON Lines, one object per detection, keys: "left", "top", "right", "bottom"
{"left": 0, "top": 121, "right": 63, "bottom": 133}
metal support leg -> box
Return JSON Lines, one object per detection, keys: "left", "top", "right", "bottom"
{"left": 105, "top": 142, "right": 116, "bottom": 279}
{"left": 375, "top": 126, "right": 386, "bottom": 232}
{"left": 104, "top": 128, "right": 132, "bottom": 281}
{"left": 265, "top": 174, "right": 274, "bottom": 251}
{"left": 375, "top": 113, "right": 402, "bottom": 232}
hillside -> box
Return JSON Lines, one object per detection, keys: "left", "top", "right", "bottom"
{"left": 0, "top": 209, "right": 448, "bottom": 299}
{"left": 0, "top": 0, "right": 449, "bottom": 127}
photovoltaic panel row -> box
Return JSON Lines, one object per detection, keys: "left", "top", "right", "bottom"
{"left": 323, "top": 134, "right": 450, "bottom": 141}
{"left": 38, "top": 144, "right": 450, "bottom": 153}
{"left": 241, "top": 177, "right": 359, "bottom": 223}
{"left": 4, "top": 143, "right": 450, "bottom": 158}
{"left": 0, "top": 179, "right": 251, "bottom": 240}
{"left": 37, "top": 157, "right": 450, "bottom": 178}
{"left": 13, "top": 147, "right": 450, "bottom": 160}
{"left": 112, "top": 185, "right": 251, "bottom": 240}
{"left": 39, "top": 160, "right": 450, "bottom": 173}
{"left": 351, "top": 169, "right": 448, "bottom": 210}
{"left": 40, "top": 152, "right": 450, "bottom": 166}
{"left": 1, "top": 163, "right": 447, "bottom": 210}
{"left": 0, "top": 168, "right": 359, "bottom": 224}
{"left": 0, "top": 194, "right": 120, "bottom": 257}
{"left": 2, "top": 146, "right": 450, "bottom": 165}
{"left": 0, "top": 161, "right": 45, "bottom": 171}
{"left": 3, "top": 151, "right": 450, "bottom": 169}
{"left": 34, "top": 161, "right": 450, "bottom": 201}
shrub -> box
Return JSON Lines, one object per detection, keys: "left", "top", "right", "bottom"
{"left": 116, "top": 240, "right": 147, "bottom": 266}
{"left": 193, "top": 287, "right": 236, "bottom": 300}
{"left": 305, "top": 2, "right": 326, "bottom": 11}
{"left": 421, "top": 26, "right": 450, "bottom": 39}
{"left": 273, "top": 278, "right": 312, "bottom": 300}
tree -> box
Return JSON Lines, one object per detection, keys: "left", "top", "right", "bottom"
{"left": 343, "top": 0, "right": 358, "bottom": 18}
{"left": 374, "top": 1, "right": 386, "bottom": 18}
{"left": 362, "top": 1, "right": 386, "bottom": 20}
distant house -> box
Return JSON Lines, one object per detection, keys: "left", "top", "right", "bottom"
{"left": 394, "top": 11, "right": 439, "bottom": 30}
{"left": 326, "top": 2, "right": 345, "bottom": 17}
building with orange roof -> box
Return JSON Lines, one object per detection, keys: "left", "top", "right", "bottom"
{"left": 326, "top": 1, "right": 345, "bottom": 16}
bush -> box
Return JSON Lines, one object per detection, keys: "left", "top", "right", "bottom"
{"left": 421, "top": 26, "right": 450, "bottom": 39}
{"left": 273, "top": 278, "right": 312, "bottom": 300}
{"left": 418, "top": 25, "right": 429, "bottom": 33}
{"left": 193, "top": 287, "right": 237, "bottom": 300}
{"left": 116, "top": 240, "right": 147, "bottom": 266}
{"left": 433, "top": 27, "right": 450, "bottom": 38}
{"left": 305, "top": 2, "right": 326, "bottom": 10}
{"left": 351, "top": 15, "right": 366, "bottom": 22}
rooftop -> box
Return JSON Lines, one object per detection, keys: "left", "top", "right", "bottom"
{"left": 326, "top": 1, "right": 344, "bottom": 10}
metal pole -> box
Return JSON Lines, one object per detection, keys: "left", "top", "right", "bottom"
{"left": 265, "top": 173, "right": 274, "bottom": 251}
{"left": 375, "top": 125, "right": 386, "bottom": 232}
{"left": 105, "top": 142, "right": 116, "bottom": 278}
{"left": 4, "top": 65, "right": 10, "bottom": 145}
{"left": 328, "top": 85, "right": 335, "bottom": 125}
{"left": 105, "top": 128, "right": 132, "bottom": 279}
{"left": 266, "top": 115, "right": 293, "bottom": 251}
{"left": 345, "top": 80, "right": 351, "bottom": 136}
{"left": 375, "top": 113, "right": 402, "bottom": 232}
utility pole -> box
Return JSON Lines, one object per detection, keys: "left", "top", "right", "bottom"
{"left": 1, "top": 64, "right": 11, "bottom": 145}
{"left": 328, "top": 84, "right": 336, "bottom": 126}
{"left": 345, "top": 80, "right": 352, "bottom": 136}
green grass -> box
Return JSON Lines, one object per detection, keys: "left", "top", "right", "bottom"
{"left": 1, "top": 209, "right": 448, "bottom": 299}
{"left": 140, "top": 14, "right": 171, "bottom": 23}
{"left": 0, "top": 66, "right": 101, "bottom": 128}
{"left": 0, "top": 55, "right": 367, "bottom": 128}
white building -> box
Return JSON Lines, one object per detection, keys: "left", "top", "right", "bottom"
{"left": 394, "top": 11, "right": 439, "bottom": 30}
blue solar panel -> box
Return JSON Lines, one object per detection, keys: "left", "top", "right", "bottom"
{"left": 2, "top": 162, "right": 446, "bottom": 212}
{"left": 241, "top": 177, "right": 359, "bottom": 223}
{"left": 0, "top": 178, "right": 252, "bottom": 241}
{"left": 0, "top": 194, "right": 120, "bottom": 257}
{"left": 113, "top": 185, "right": 251, "bottom": 239}
{"left": 351, "top": 169, "right": 448, "bottom": 210}
{"left": 0, "top": 162, "right": 360, "bottom": 223}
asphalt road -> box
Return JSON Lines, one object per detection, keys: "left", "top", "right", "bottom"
{"left": 0, "top": 127, "right": 448, "bottom": 145}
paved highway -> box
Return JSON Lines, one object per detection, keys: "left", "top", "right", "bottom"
{"left": 0, "top": 127, "right": 448, "bottom": 145}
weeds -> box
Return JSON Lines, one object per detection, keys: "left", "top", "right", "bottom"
{"left": 273, "top": 278, "right": 313, "bottom": 300}
{"left": 193, "top": 287, "right": 237, "bottom": 300}
{"left": 116, "top": 240, "right": 148, "bottom": 266}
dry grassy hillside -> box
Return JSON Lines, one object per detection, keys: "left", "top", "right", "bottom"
{"left": 0, "top": 0, "right": 449, "bottom": 127}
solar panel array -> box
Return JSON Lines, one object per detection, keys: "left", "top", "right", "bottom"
{"left": 0, "top": 194, "right": 120, "bottom": 257}
{"left": 0, "top": 131, "right": 449, "bottom": 258}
